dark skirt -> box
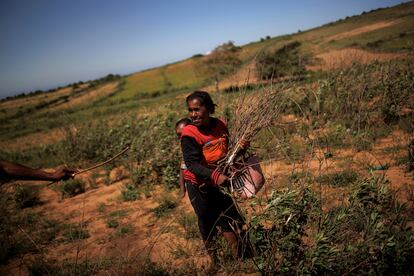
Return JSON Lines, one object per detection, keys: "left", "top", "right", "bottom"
{"left": 185, "top": 182, "right": 245, "bottom": 242}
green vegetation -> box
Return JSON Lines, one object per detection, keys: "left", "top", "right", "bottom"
{"left": 0, "top": 195, "right": 60, "bottom": 264}
{"left": 256, "top": 41, "right": 309, "bottom": 80}
{"left": 316, "top": 170, "right": 359, "bottom": 187}
{"left": 121, "top": 183, "right": 140, "bottom": 201}
{"left": 198, "top": 41, "right": 242, "bottom": 91}
{"left": 14, "top": 184, "right": 41, "bottom": 208}
{"left": 177, "top": 212, "right": 200, "bottom": 239}
{"left": 59, "top": 179, "right": 85, "bottom": 198}
{"left": 115, "top": 224, "right": 133, "bottom": 237}
{"left": 151, "top": 194, "right": 177, "bottom": 218}
{"left": 63, "top": 224, "right": 90, "bottom": 242}
{"left": 248, "top": 177, "right": 414, "bottom": 274}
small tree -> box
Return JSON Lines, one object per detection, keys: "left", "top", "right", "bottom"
{"left": 201, "top": 41, "right": 242, "bottom": 92}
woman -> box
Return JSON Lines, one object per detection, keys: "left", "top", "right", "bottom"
{"left": 180, "top": 91, "right": 248, "bottom": 264}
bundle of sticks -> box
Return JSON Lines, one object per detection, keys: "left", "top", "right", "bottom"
{"left": 220, "top": 86, "right": 287, "bottom": 173}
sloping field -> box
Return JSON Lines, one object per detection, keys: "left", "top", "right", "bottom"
{"left": 307, "top": 48, "right": 405, "bottom": 71}
{"left": 44, "top": 82, "right": 121, "bottom": 112}
{"left": 112, "top": 59, "right": 205, "bottom": 102}
{"left": 325, "top": 20, "right": 400, "bottom": 41}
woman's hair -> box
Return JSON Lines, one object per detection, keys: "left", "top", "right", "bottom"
{"left": 186, "top": 91, "right": 216, "bottom": 114}
{"left": 175, "top": 118, "right": 191, "bottom": 128}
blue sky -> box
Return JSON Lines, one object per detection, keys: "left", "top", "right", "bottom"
{"left": 0, "top": 0, "right": 405, "bottom": 98}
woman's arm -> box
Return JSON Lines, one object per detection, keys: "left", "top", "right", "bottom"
{"left": 181, "top": 136, "right": 212, "bottom": 180}
{"left": 181, "top": 136, "right": 228, "bottom": 185}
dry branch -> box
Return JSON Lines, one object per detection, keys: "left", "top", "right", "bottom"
{"left": 220, "top": 85, "right": 289, "bottom": 173}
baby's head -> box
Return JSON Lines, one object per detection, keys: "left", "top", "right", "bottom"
{"left": 175, "top": 118, "right": 191, "bottom": 139}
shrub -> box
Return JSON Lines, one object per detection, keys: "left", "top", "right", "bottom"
{"left": 14, "top": 185, "right": 41, "bottom": 208}
{"left": 352, "top": 130, "right": 375, "bottom": 152}
{"left": 152, "top": 195, "right": 177, "bottom": 218}
{"left": 316, "top": 170, "right": 359, "bottom": 187}
{"left": 161, "top": 163, "right": 179, "bottom": 190}
{"left": 115, "top": 224, "right": 133, "bottom": 237}
{"left": 323, "top": 123, "right": 348, "bottom": 148}
{"left": 106, "top": 219, "right": 119, "bottom": 228}
{"left": 121, "top": 183, "right": 140, "bottom": 201}
{"left": 366, "top": 39, "right": 383, "bottom": 48}
{"left": 38, "top": 219, "right": 60, "bottom": 242}
{"left": 288, "top": 171, "right": 313, "bottom": 185}
{"left": 63, "top": 224, "right": 90, "bottom": 242}
{"left": 60, "top": 118, "right": 132, "bottom": 167}
{"left": 198, "top": 41, "right": 242, "bottom": 91}
{"left": 255, "top": 41, "right": 308, "bottom": 80}
{"left": 249, "top": 188, "right": 319, "bottom": 273}
{"left": 97, "top": 202, "right": 106, "bottom": 213}
{"left": 247, "top": 177, "right": 414, "bottom": 274}
{"left": 59, "top": 179, "right": 85, "bottom": 198}
{"left": 177, "top": 213, "right": 200, "bottom": 239}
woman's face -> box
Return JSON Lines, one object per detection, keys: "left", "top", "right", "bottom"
{"left": 187, "top": 98, "right": 210, "bottom": 127}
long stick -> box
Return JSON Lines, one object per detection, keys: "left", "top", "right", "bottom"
{"left": 47, "top": 146, "right": 130, "bottom": 186}
{"left": 73, "top": 146, "right": 130, "bottom": 176}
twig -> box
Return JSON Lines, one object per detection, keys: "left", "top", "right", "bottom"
{"left": 73, "top": 146, "right": 130, "bottom": 176}
{"left": 47, "top": 146, "right": 129, "bottom": 186}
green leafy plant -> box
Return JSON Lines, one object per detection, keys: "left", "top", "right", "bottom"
{"left": 59, "top": 179, "right": 85, "bottom": 198}
{"left": 316, "top": 170, "right": 359, "bottom": 187}
{"left": 121, "top": 183, "right": 140, "bottom": 201}
{"left": 115, "top": 224, "right": 133, "bottom": 237}
{"left": 152, "top": 195, "right": 177, "bottom": 218}
{"left": 106, "top": 219, "right": 119, "bottom": 229}
{"left": 63, "top": 224, "right": 90, "bottom": 242}
{"left": 14, "top": 185, "right": 41, "bottom": 208}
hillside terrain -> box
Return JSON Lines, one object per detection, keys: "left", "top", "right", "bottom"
{"left": 1, "top": 2, "right": 414, "bottom": 275}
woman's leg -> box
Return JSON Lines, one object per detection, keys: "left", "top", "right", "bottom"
{"left": 186, "top": 183, "right": 219, "bottom": 263}
{"left": 222, "top": 231, "right": 238, "bottom": 258}
{"left": 213, "top": 188, "right": 253, "bottom": 259}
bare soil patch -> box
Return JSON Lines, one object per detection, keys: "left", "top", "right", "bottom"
{"left": 326, "top": 20, "right": 399, "bottom": 41}
{"left": 307, "top": 48, "right": 404, "bottom": 71}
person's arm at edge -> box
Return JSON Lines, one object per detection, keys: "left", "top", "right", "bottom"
{"left": 0, "top": 160, "right": 75, "bottom": 181}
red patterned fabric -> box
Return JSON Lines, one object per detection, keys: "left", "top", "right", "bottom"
{"left": 182, "top": 119, "right": 228, "bottom": 185}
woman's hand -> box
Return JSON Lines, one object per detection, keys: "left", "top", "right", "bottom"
{"left": 211, "top": 169, "right": 229, "bottom": 186}
{"left": 216, "top": 174, "right": 229, "bottom": 186}
{"left": 238, "top": 138, "right": 250, "bottom": 150}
